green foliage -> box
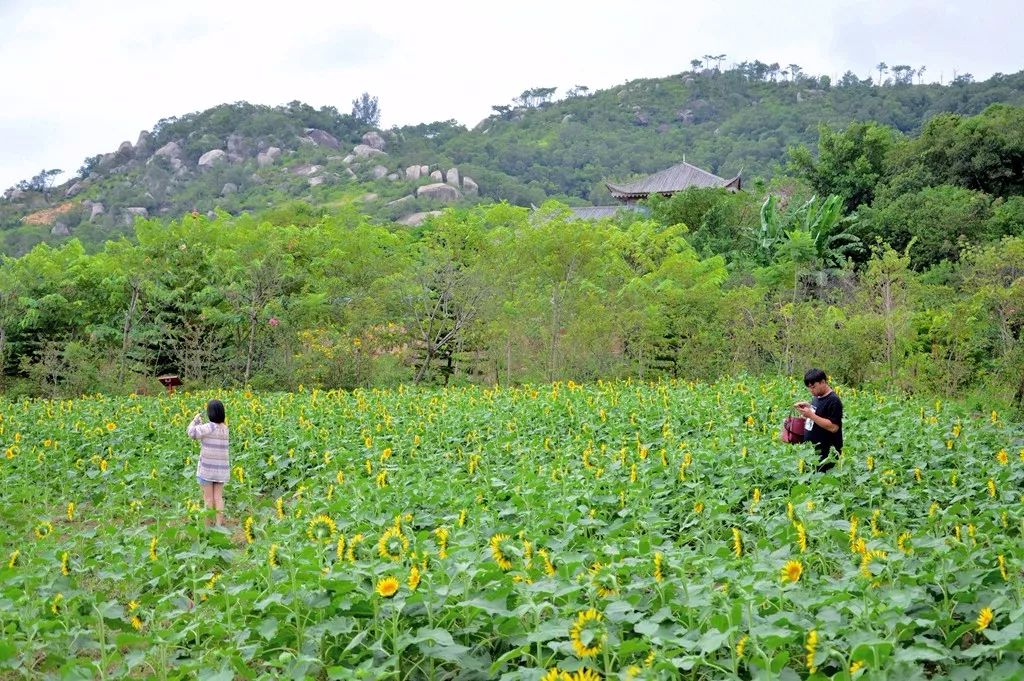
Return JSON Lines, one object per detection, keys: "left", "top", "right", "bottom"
{"left": 789, "top": 122, "right": 898, "bottom": 212}
{"left": 1, "top": 203, "right": 1023, "bottom": 411}
{"left": 858, "top": 186, "right": 995, "bottom": 269}
{"left": 1, "top": 380, "right": 1023, "bottom": 676}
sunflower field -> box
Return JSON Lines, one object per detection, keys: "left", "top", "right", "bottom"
{"left": 1, "top": 379, "right": 1023, "bottom": 680}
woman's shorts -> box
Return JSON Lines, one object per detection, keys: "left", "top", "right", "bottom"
{"left": 197, "top": 476, "right": 220, "bottom": 485}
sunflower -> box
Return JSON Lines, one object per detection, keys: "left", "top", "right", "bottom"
{"left": 998, "top": 555, "right": 1008, "bottom": 581}
{"left": 850, "top": 661, "right": 865, "bottom": 674}
{"left": 976, "top": 606, "right": 994, "bottom": 631}
{"left": 35, "top": 520, "right": 54, "bottom": 539}
{"left": 736, "top": 634, "right": 749, "bottom": 658}
{"left": 538, "top": 548, "right": 556, "bottom": 576}
{"left": 268, "top": 543, "right": 279, "bottom": 568}
{"left": 149, "top": 536, "right": 158, "bottom": 561}
{"left": 51, "top": 593, "right": 64, "bottom": 614}
{"left": 106, "top": 422, "right": 116, "bottom": 432}
{"left": 243, "top": 516, "right": 255, "bottom": 544}
{"left": 433, "top": 527, "right": 449, "bottom": 559}
{"left": 794, "top": 521, "right": 807, "bottom": 553}
{"left": 589, "top": 561, "right": 618, "bottom": 598}
{"left": 407, "top": 565, "right": 421, "bottom": 591}
{"left": 573, "top": 670, "right": 602, "bottom": 681}
{"left": 130, "top": 615, "right": 143, "bottom": 631}
{"left": 376, "top": 576, "right": 400, "bottom": 598}
{"left": 805, "top": 629, "right": 818, "bottom": 673}
{"left": 540, "top": 669, "right": 571, "bottom": 681}
{"left": 489, "top": 533, "right": 514, "bottom": 570}
{"left": 66, "top": 502, "right": 75, "bottom": 521}
{"left": 378, "top": 526, "right": 410, "bottom": 561}
{"left": 306, "top": 514, "right": 337, "bottom": 544}
{"left": 60, "top": 551, "right": 70, "bottom": 576}
{"left": 569, "top": 608, "right": 605, "bottom": 657}
{"left": 732, "top": 528, "right": 742, "bottom": 558}
{"left": 346, "top": 533, "right": 365, "bottom": 562}
{"left": 781, "top": 559, "right": 803, "bottom": 583}
{"left": 653, "top": 551, "right": 664, "bottom": 582}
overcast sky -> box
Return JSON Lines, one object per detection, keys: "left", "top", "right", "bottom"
{"left": 2, "top": 0, "right": 1022, "bottom": 190}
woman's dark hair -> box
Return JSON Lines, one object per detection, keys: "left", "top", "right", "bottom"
{"left": 207, "top": 399, "right": 226, "bottom": 424}
{"left": 803, "top": 368, "right": 828, "bottom": 386}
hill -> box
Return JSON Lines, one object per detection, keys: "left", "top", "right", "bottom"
{"left": 3, "top": 64, "right": 1024, "bottom": 255}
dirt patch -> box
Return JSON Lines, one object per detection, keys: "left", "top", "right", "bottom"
{"left": 22, "top": 201, "right": 77, "bottom": 225}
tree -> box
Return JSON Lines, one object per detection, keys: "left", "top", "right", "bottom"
{"left": 788, "top": 122, "right": 898, "bottom": 213}
{"left": 690, "top": 59, "right": 703, "bottom": 72}
{"left": 917, "top": 65, "right": 927, "bottom": 84}
{"left": 891, "top": 65, "right": 913, "bottom": 85}
{"left": 17, "top": 168, "right": 63, "bottom": 198}
{"left": 351, "top": 92, "right": 381, "bottom": 127}
{"left": 875, "top": 62, "right": 888, "bottom": 86}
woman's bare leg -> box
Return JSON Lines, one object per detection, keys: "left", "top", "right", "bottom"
{"left": 201, "top": 482, "right": 215, "bottom": 527}
{"left": 212, "top": 482, "right": 225, "bottom": 526}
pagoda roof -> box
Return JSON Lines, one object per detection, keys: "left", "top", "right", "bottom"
{"left": 606, "top": 162, "right": 741, "bottom": 198}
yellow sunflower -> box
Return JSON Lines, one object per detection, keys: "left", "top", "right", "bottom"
{"left": 569, "top": 608, "right": 605, "bottom": 658}
{"left": 378, "top": 526, "right": 410, "bottom": 561}
{"left": 781, "top": 559, "right": 803, "bottom": 583}
{"left": 489, "top": 533, "right": 514, "bottom": 570}
{"left": 408, "top": 565, "right": 421, "bottom": 591}
{"left": 306, "top": 514, "right": 337, "bottom": 544}
{"left": 589, "top": 561, "right": 618, "bottom": 598}
{"left": 976, "top": 606, "right": 994, "bottom": 631}
{"left": 35, "top": 520, "right": 54, "bottom": 539}
{"left": 376, "top": 576, "right": 400, "bottom": 598}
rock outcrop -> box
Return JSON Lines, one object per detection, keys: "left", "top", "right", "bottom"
{"left": 397, "top": 211, "right": 443, "bottom": 226}
{"left": 257, "top": 147, "right": 281, "bottom": 167}
{"left": 445, "top": 167, "right": 460, "bottom": 188}
{"left": 304, "top": 128, "right": 340, "bottom": 149}
{"left": 198, "top": 149, "right": 227, "bottom": 168}
{"left": 416, "top": 183, "right": 462, "bottom": 202}
{"left": 361, "top": 131, "right": 386, "bottom": 151}
{"left": 353, "top": 144, "right": 385, "bottom": 158}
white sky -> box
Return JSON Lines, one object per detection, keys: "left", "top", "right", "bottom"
{"left": 2, "top": 0, "right": 1022, "bottom": 190}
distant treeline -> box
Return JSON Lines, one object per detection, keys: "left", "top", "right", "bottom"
{"left": 0, "top": 198, "right": 1021, "bottom": 409}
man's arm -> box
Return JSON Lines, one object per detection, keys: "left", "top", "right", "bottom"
{"left": 796, "top": 405, "right": 839, "bottom": 433}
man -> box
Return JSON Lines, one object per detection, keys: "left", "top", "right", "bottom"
{"left": 795, "top": 368, "right": 843, "bottom": 472}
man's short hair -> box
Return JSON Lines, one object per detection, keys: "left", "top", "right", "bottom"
{"left": 804, "top": 368, "right": 827, "bottom": 386}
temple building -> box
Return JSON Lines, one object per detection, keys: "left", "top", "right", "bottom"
{"left": 606, "top": 161, "right": 741, "bottom": 203}
{"left": 567, "top": 161, "right": 741, "bottom": 219}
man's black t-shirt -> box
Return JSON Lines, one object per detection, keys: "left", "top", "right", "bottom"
{"left": 807, "top": 391, "right": 843, "bottom": 452}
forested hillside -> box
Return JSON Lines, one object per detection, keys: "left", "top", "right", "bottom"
{"left": 4, "top": 65, "right": 1024, "bottom": 255}
{"left": 387, "top": 66, "right": 1024, "bottom": 204}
